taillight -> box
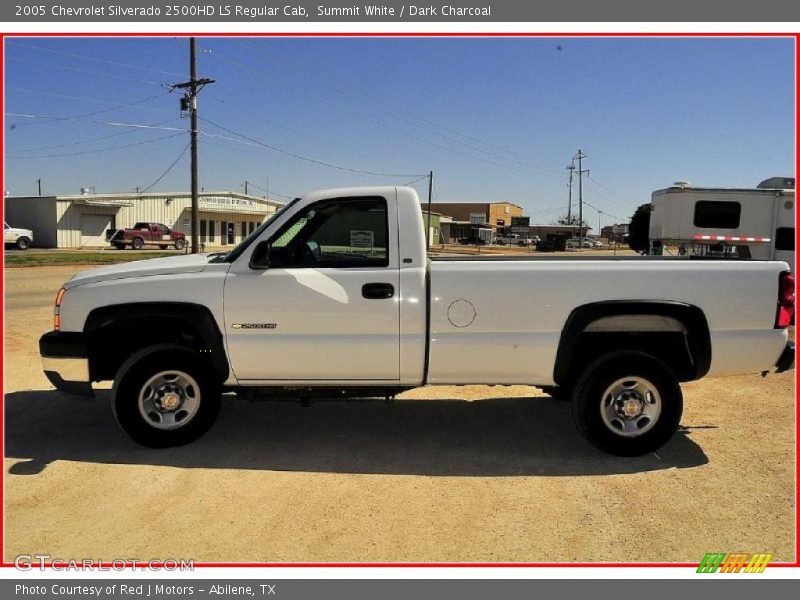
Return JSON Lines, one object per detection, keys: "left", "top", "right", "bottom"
{"left": 775, "top": 271, "right": 794, "bottom": 328}
{"left": 54, "top": 287, "right": 66, "bottom": 331}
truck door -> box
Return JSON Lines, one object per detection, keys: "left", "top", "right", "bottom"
{"left": 223, "top": 194, "right": 400, "bottom": 382}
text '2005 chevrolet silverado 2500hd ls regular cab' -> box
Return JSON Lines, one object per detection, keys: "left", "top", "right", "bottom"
{"left": 40, "top": 186, "right": 795, "bottom": 455}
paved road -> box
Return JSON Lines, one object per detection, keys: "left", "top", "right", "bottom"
{"left": 3, "top": 266, "right": 795, "bottom": 563}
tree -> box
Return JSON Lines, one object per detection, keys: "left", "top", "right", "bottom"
{"left": 628, "top": 203, "right": 652, "bottom": 254}
{"left": 554, "top": 214, "right": 588, "bottom": 227}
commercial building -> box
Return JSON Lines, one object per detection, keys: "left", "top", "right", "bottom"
{"left": 426, "top": 202, "right": 524, "bottom": 230}
{"left": 421, "top": 210, "right": 449, "bottom": 246}
{"left": 4, "top": 190, "right": 284, "bottom": 248}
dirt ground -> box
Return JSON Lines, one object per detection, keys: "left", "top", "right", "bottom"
{"left": 3, "top": 264, "right": 796, "bottom": 563}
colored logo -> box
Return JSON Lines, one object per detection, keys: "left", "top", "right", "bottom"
{"left": 697, "top": 552, "right": 772, "bottom": 573}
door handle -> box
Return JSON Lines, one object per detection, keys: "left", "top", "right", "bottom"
{"left": 362, "top": 283, "right": 395, "bottom": 300}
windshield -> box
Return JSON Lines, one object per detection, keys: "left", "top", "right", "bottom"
{"left": 215, "top": 198, "right": 301, "bottom": 263}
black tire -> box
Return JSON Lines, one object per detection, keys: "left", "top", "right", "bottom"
{"left": 131, "top": 237, "right": 144, "bottom": 250}
{"left": 571, "top": 351, "right": 683, "bottom": 456}
{"left": 174, "top": 238, "right": 186, "bottom": 251}
{"left": 159, "top": 245, "right": 168, "bottom": 250}
{"left": 113, "top": 243, "right": 126, "bottom": 250}
{"left": 111, "top": 345, "right": 221, "bottom": 448}
{"left": 16, "top": 237, "right": 30, "bottom": 250}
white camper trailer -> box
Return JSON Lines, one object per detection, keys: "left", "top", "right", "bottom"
{"left": 649, "top": 177, "right": 795, "bottom": 272}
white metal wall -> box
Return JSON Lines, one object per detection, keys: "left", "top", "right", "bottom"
{"left": 55, "top": 196, "right": 275, "bottom": 248}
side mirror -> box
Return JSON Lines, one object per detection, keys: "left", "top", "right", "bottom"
{"left": 250, "top": 240, "right": 272, "bottom": 269}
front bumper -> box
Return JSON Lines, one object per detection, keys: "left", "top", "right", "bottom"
{"left": 775, "top": 341, "right": 795, "bottom": 373}
{"left": 39, "top": 331, "right": 93, "bottom": 396}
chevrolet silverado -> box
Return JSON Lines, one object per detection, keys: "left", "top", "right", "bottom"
{"left": 40, "top": 186, "right": 795, "bottom": 455}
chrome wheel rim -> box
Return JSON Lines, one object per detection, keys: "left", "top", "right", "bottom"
{"left": 600, "top": 376, "right": 661, "bottom": 437}
{"left": 138, "top": 370, "right": 201, "bottom": 430}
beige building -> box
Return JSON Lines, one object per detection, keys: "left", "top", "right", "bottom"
{"left": 426, "top": 202, "right": 524, "bottom": 229}
{"left": 4, "top": 190, "right": 284, "bottom": 248}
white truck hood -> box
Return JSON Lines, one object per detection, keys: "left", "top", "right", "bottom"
{"left": 64, "top": 254, "right": 212, "bottom": 289}
{"left": 7, "top": 227, "right": 33, "bottom": 237}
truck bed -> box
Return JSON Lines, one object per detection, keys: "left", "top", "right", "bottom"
{"left": 426, "top": 256, "right": 789, "bottom": 385}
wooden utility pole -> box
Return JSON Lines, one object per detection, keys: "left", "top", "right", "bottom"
{"left": 171, "top": 38, "right": 214, "bottom": 254}
{"left": 426, "top": 170, "right": 434, "bottom": 250}
{"left": 574, "top": 149, "right": 588, "bottom": 249}
{"left": 566, "top": 162, "right": 575, "bottom": 237}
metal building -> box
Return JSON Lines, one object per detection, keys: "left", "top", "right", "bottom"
{"left": 3, "top": 190, "right": 284, "bottom": 248}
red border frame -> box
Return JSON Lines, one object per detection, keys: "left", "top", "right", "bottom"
{"left": 0, "top": 30, "right": 797, "bottom": 571}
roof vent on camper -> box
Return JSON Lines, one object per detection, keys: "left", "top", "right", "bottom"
{"left": 673, "top": 181, "right": 691, "bottom": 189}
{"left": 80, "top": 186, "right": 96, "bottom": 195}
{"left": 757, "top": 177, "right": 795, "bottom": 190}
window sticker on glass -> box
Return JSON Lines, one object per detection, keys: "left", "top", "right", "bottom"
{"left": 350, "top": 230, "right": 375, "bottom": 249}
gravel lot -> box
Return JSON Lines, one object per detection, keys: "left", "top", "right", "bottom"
{"left": 3, "top": 264, "right": 796, "bottom": 563}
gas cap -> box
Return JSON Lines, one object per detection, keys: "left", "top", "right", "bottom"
{"left": 448, "top": 299, "right": 477, "bottom": 328}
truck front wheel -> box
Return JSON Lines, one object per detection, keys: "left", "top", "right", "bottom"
{"left": 111, "top": 345, "right": 221, "bottom": 448}
{"left": 174, "top": 239, "right": 186, "bottom": 251}
{"left": 571, "top": 351, "right": 683, "bottom": 456}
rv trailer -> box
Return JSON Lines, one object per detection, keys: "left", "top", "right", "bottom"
{"left": 648, "top": 177, "right": 795, "bottom": 272}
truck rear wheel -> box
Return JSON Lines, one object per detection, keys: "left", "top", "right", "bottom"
{"left": 571, "top": 351, "right": 683, "bottom": 456}
{"left": 131, "top": 237, "right": 144, "bottom": 250}
{"left": 111, "top": 345, "right": 221, "bottom": 448}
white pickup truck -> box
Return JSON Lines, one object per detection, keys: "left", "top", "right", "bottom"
{"left": 39, "top": 186, "right": 795, "bottom": 455}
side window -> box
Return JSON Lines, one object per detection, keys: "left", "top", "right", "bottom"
{"left": 775, "top": 227, "right": 795, "bottom": 251}
{"left": 268, "top": 197, "right": 389, "bottom": 268}
{"left": 693, "top": 201, "right": 741, "bottom": 229}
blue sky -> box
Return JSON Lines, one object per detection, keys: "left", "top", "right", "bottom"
{"left": 3, "top": 36, "right": 795, "bottom": 225}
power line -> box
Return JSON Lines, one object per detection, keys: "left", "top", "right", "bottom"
{"left": 140, "top": 143, "right": 190, "bottom": 192}
{"left": 7, "top": 41, "right": 185, "bottom": 78}
{"left": 6, "top": 112, "right": 186, "bottom": 132}
{"left": 587, "top": 174, "right": 642, "bottom": 207}
{"left": 207, "top": 46, "right": 561, "bottom": 179}
{"left": 199, "top": 116, "right": 425, "bottom": 178}
{"left": 253, "top": 39, "right": 564, "bottom": 169}
{"left": 6, "top": 132, "right": 185, "bottom": 159}
{"left": 582, "top": 199, "right": 625, "bottom": 222}
{"left": 9, "top": 118, "right": 181, "bottom": 153}
{"left": 5, "top": 56, "right": 165, "bottom": 87}
{"left": 242, "top": 179, "right": 296, "bottom": 201}
{"left": 8, "top": 87, "right": 171, "bottom": 114}
{"left": 6, "top": 90, "right": 172, "bottom": 129}
{"left": 404, "top": 175, "right": 430, "bottom": 186}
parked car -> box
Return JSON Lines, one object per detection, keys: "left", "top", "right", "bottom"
{"left": 41, "top": 186, "right": 794, "bottom": 456}
{"left": 106, "top": 222, "right": 186, "bottom": 250}
{"left": 518, "top": 236, "right": 540, "bottom": 247}
{"left": 495, "top": 234, "right": 520, "bottom": 246}
{"left": 4, "top": 221, "right": 34, "bottom": 250}
{"left": 566, "top": 237, "right": 600, "bottom": 249}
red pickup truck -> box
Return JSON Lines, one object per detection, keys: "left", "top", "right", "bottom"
{"left": 106, "top": 222, "right": 187, "bottom": 250}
